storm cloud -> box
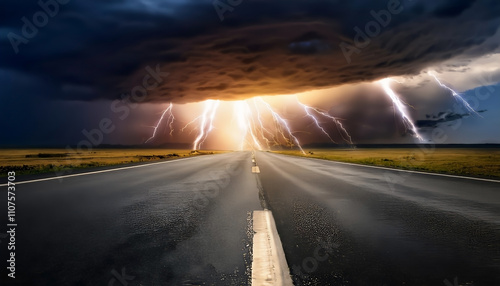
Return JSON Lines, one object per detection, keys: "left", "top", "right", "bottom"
{"left": 416, "top": 110, "right": 487, "bottom": 128}
{"left": 1, "top": 0, "right": 500, "bottom": 103}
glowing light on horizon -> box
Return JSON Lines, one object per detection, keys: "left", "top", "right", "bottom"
{"left": 193, "top": 99, "right": 220, "bottom": 150}
{"left": 143, "top": 97, "right": 357, "bottom": 152}
{"left": 141, "top": 70, "right": 494, "bottom": 149}
{"left": 252, "top": 99, "right": 276, "bottom": 149}
{"left": 234, "top": 101, "right": 262, "bottom": 150}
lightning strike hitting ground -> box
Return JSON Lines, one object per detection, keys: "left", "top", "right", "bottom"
{"left": 252, "top": 99, "right": 277, "bottom": 148}
{"left": 428, "top": 72, "right": 480, "bottom": 115}
{"left": 380, "top": 79, "right": 424, "bottom": 141}
{"left": 257, "top": 98, "right": 306, "bottom": 155}
{"left": 145, "top": 103, "right": 174, "bottom": 143}
{"left": 193, "top": 100, "right": 220, "bottom": 150}
{"left": 234, "top": 101, "right": 262, "bottom": 150}
{"left": 296, "top": 98, "right": 354, "bottom": 145}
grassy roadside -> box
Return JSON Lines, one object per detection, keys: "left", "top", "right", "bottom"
{"left": 0, "top": 149, "right": 228, "bottom": 177}
{"left": 273, "top": 148, "right": 500, "bottom": 180}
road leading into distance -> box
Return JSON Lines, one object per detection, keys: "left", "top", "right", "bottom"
{"left": 1, "top": 151, "right": 499, "bottom": 285}
{"left": 255, "top": 151, "right": 500, "bottom": 285}
{"left": 0, "top": 152, "right": 262, "bottom": 285}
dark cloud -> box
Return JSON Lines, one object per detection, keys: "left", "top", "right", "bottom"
{"left": 416, "top": 110, "right": 487, "bottom": 128}
{"left": 433, "top": 0, "right": 477, "bottom": 17}
{"left": 1, "top": 0, "right": 500, "bottom": 103}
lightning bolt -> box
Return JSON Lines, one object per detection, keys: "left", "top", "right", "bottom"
{"left": 234, "top": 101, "right": 263, "bottom": 150}
{"left": 296, "top": 98, "right": 354, "bottom": 145}
{"left": 297, "top": 99, "right": 336, "bottom": 143}
{"left": 428, "top": 71, "right": 480, "bottom": 116}
{"left": 234, "top": 101, "right": 248, "bottom": 150}
{"left": 193, "top": 100, "right": 220, "bottom": 150}
{"left": 252, "top": 98, "right": 277, "bottom": 148}
{"left": 245, "top": 102, "right": 264, "bottom": 150}
{"left": 257, "top": 98, "right": 306, "bottom": 155}
{"left": 313, "top": 109, "right": 354, "bottom": 145}
{"left": 379, "top": 79, "right": 424, "bottom": 141}
{"left": 168, "top": 111, "right": 175, "bottom": 136}
{"left": 181, "top": 115, "right": 202, "bottom": 133}
{"left": 145, "top": 103, "right": 174, "bottom": 143}
{"left": 254, "top": 100, "right": 293, "bottom": 146}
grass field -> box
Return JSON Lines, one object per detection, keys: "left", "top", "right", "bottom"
{"left": 0, "top": 149, "right": 226, "bottom": 177}
{"left": 3, "top": 148, "right": 498, "bottom": 180}
{"left": 274, "top": 148, "right": 500, "bottom": 180}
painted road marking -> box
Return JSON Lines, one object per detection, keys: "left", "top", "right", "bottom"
{"left": 252, "top": 166, "right": 261, "bottom": 173}
{"left": 252, "top": 210, "right": 293, "bottom": 286}
{"left": 271, "top": 152, "right": 500, "bottom": 183}
{"left": 0, "top": 157, "right": 193, "bottom": 186}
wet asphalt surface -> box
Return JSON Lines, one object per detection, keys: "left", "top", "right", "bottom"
{"left": 256, "top": 152, "right": 500, "bottom": 286}
{"left": 0, "top": 151, "right": 499, "bottom": 285}
{"left": 0, "top": 152, "right": 261, "bottom": 285}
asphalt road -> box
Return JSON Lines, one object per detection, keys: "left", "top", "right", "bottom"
{"left": 255, "top": 151, "right": 500, "bottom": 285}
{"left": 0, "top": 152, "right": 263, "bottom": 285}
{"left": 0, "top": 151, "right": 499, "bottom": 285}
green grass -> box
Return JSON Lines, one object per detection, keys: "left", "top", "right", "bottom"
{"left": 273, "top": 148, "right": 500, "bottom": 180}
{"left": 0, "top": 149, "right": 227, "bottom": 176}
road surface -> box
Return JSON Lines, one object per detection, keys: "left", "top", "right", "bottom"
{"left": 255, "top": 151, "right": 500, "bottom": 285}
{"left": 0, "top": 151, "right": 499, "bottom": 285}
{"left": 0, "top": 152, "right": 262, "bottom": 285}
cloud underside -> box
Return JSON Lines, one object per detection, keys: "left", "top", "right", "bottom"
{"left": 416, "top": 110, "right": 487, "bottom": 128}
{"left": 1, "top": 0, "right": 499, "bottom": 103}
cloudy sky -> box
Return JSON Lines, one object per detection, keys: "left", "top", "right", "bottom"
{"left": 1, "top": 0, "right": 499, "bottom": 149}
